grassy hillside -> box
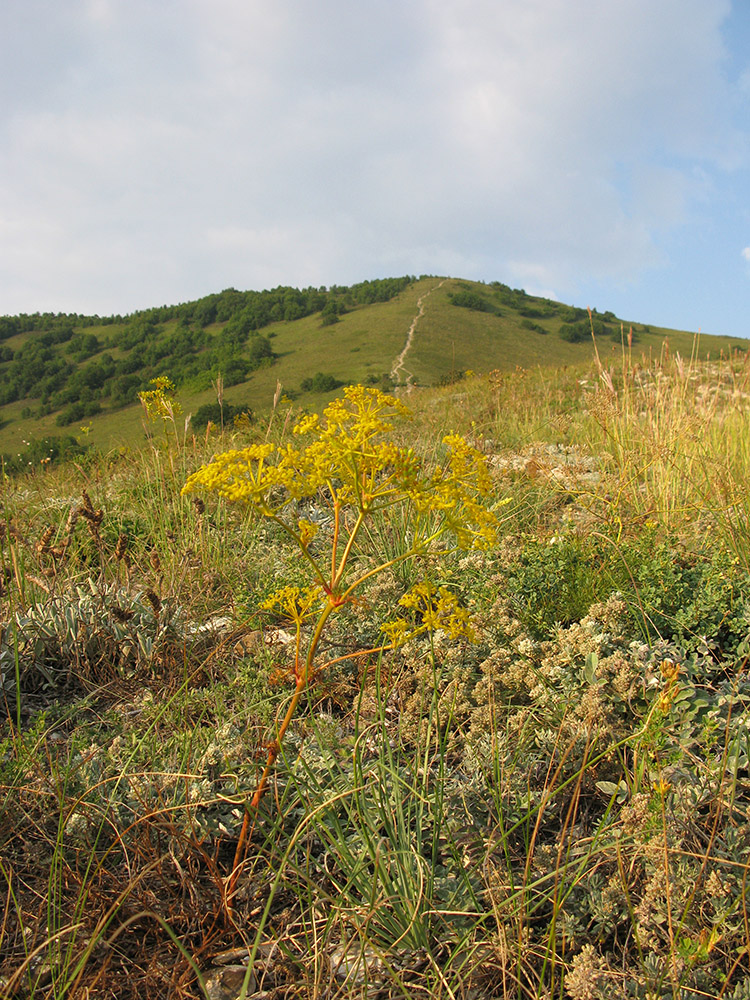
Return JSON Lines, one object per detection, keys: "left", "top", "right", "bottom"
{"left": 0, "top": 276, "right": 746, "bottom": 462}
{"left": 3, "top": 353, "right": 750, "bottom": 997}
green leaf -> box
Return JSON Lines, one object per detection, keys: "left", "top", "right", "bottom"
{"left": 584, "top": 652, "right": 599, "bottom": 684}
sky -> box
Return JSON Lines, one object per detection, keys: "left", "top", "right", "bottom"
{"left": 2, "top": 0, "right": 750, "bottom": 338}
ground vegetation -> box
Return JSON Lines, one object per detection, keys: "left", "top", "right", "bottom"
{"left": 2, "top": 318, "right": 750, "bottom": 999}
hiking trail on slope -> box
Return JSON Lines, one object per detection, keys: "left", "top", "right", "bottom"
{"left": 389, "top": 279, "right": 446, "bottom": 390}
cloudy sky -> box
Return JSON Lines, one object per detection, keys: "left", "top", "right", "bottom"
{"left": 2, "top": 0, "right": 750, "bottom": 336}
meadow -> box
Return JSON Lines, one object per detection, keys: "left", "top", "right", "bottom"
{"left": 1, "top": 275, "right": 745, "bottom": 462}
{"left": 2, "top": 341, "right": 750, "bottom": 999}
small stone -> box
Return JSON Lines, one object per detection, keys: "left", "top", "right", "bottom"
{"left": 330, "top": 941, "right": 384, "bottom": 983}
{"left": 233, "top": 630, "right": 263, "bottom": 656}
{"left": 212, "top": 946, "right": 250, "bottom": 966}
{"left": 203, "top": 964, "right": 256, "bottom": 1000}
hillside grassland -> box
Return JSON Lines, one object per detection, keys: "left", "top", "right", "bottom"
{"left": 404, "top": 281, "right": 714, "bottom": 383}
{"left": 0, "top": 275, "right": 746, "bottom": 464}
{"left": 3, "top": 344, "right": 750, "bottom": 999}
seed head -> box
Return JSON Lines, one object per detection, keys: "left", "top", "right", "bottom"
{"left": 36, "top": 525, "right": 55, "bottom": 554}
{"left": 144, "top": 589, "right": 161, "bottom": 615}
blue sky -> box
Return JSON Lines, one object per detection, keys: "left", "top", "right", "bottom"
{"left": 1, "top": 0, "right": 749, "bottom": 338}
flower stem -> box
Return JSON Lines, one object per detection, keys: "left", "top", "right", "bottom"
{"left": 227, "top": 597, "right": 336, "bottom": 906}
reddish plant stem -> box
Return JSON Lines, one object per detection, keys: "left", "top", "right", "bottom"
{"left": 226, "top": 599, "right": 335, "bottom": 908}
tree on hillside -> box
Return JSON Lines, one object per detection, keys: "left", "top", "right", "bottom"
{"left": 321, "top": 300, "right": 341, "bottom": 326}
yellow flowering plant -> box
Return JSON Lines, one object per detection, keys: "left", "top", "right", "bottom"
{"left": 138, "top": 376, "right": 182, "bottom": 430}
{"left": 182, "top": 384, "right": 499, "bottom": 895}
{"left": 380, "top": 580, "right": 477, "bottom": 646}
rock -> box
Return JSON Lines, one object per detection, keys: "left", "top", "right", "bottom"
{"left": 330, "top": 941, "right": 384, "bottom": 983}
{"left": 203, "top": 964, "right": 256, "bottom": 1000}
{"left": 233, "top": 630, "right": 263, "bottom": 656}
{"left": 212, "top": 946, "right": 252, "bottom": 966}
{"left": 234, "top": 628, "right": 295, "bottom": 657}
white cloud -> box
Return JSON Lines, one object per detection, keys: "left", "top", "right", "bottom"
{"left": 742, "top": 247, "right": 750, "bottom": 262}
{"left": 0, "top": 0, "right": 745, "bottom": 313}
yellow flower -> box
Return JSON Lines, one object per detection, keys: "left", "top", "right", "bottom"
{"left": 380, "top": 617, "right": 412, "bottom": 646}
{"left": 183, "top": 385, "right": 501, "bottom": 561}
{"left": 261, "top": 585, "right": 325, "bottom": 624}
{"left": 385, "top": 581, "right": 476, "bottom": 645}
{"left": 654, "top": 777, "right": 672, "bottom": 796}
{"left": 138, "top": 375, "right": 182, "bottom": 421}
{"left": 660, "top": 658, "right": 681, "bottom": 681}
{"left": 297, "top": 518, "right": 318, "bottom": 548}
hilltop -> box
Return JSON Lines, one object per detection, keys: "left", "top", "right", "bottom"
{"left": 0, "top": 274, "right": 745, "bottom": 461}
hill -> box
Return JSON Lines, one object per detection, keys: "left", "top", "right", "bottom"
{"left": 0, "top": 274, "right": 745, "bottom": 460}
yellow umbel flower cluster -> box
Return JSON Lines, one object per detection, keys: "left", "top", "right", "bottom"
{"left": 138, "top": 376, "right": 182, "bottom": 422}
{"left": 260, "top": 584, "right": 325, "bottom": 625}
{"left": 381, "top": 580, "right": 476, "bottom": 646}
{"left": 182, "top": 384, "right": 498, "bottom": 550}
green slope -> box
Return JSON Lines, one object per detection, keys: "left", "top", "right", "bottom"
{"left": 0, "top": 276, "right": 745, "bottom": 458}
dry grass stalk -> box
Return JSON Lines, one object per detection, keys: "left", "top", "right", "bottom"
{"left": 64, "top": 506, "right": 81, "bottom": 536}
{"left": 25, "top": 574, "right": 52, "bottom": 594}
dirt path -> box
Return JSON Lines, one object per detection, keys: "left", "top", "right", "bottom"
{"left": 390, "top": 279, "right": 446, "bottom": 390}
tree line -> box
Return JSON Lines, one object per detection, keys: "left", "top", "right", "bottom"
{"left": 0, "top": 277, "right": 415, "bottom": 425}
{"left": 0, "top": 276, "right": 415, "bottom": 340}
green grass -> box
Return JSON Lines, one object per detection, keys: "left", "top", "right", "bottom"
{"left": 1, "top": 276, "right": 746, "bottom": 460}
{"left": 3, "top": 354, "right": 750, "bottom": 997}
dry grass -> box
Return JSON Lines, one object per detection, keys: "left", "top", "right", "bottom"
{"left": 2, "top": 358, "right": 750, "bottom": 997}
